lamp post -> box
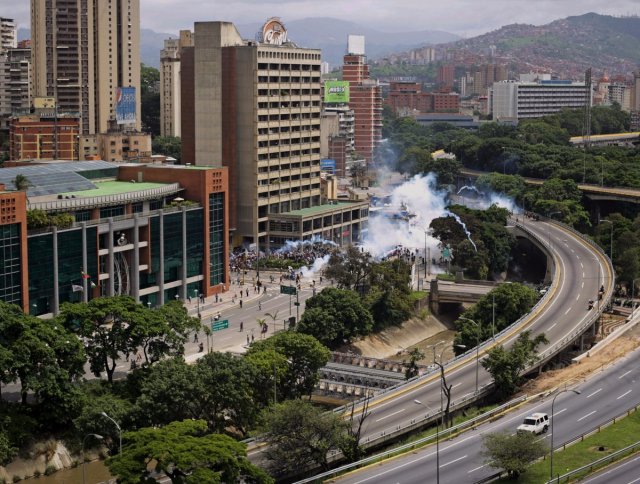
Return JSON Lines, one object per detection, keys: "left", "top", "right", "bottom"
{"left": 459, "top": 317, "right": 480, "bottom": 394}
{"left": 147, "top": 301, "right": 151, "bottom": 310}
{"left": 414, "top": 398, "right": 440, "bottom": 484}
{"left": 82, "top": 433, "right": 103, "bottom": 484}
{"left": 492, "top": 294, "right": 496, "bottom": 341}
{"left": 100, "top": 412, "right": 122, "bottom": 456}
{"left": 550, "top": 389, "right": 581, "bottom": 481}
{"left": 599, "top": 219, "right": 613, "bottom": 263}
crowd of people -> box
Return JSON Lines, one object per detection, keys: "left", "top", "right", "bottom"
{"left": 229, "top": 241, "right": 338, "bottom": 274}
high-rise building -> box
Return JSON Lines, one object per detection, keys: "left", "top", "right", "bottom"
{"left": 182, "top": 19, "right": 368, "bottom": 249}
{"left": 0, "top": 46, "right": 32, "bottom": 128}
{"left": 9, "top": 112, "right": 80, "bottom": 161}
{"left": 160, "top": 30, "right": 193, "bottom": 137}
{"left": 31, "top": 0, "right": 141, "bottom": 135}
{"left": 0, "top": 18, "right": 16, "bottom": 54}
{"left": 342, "top": 36, "right": 382, "bottom": 164}
{"left": 490, "top": 79, "right": 591, "bottom": 121}
{"left": 437, "top": 64, "right": 455, "bottom": 90}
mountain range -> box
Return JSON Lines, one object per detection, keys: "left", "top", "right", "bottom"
{"left": 447, "top": 13, "right": 640, "bottom": 77}
{"left": 19, "top": 18, "right": 459, "bottom": 69}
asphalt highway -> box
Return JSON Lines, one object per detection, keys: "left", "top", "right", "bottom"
{"left": 333, "top": 345, "right": 640, "bottom": 484}
{"left": 581, "top": 453, "right": 640, "bottom": 484}
{"left": 349, "top": 218, "right": 611, "bottom": 449}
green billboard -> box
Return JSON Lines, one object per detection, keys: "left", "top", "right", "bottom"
{"left": 324, "top": 81, "right": 350, "bottom": 103}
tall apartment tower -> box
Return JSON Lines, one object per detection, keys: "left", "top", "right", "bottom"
{"left": 160, "top": 30, "right": 193, "bottom": 137}
{"left": 31, "top": 0, "right": 141, "bottom": 135}
{"left": 183, "top": 19, "right": 323, "bottom": 248}
{"left": 0, "top": 18, "right": 17, "bottom": 54}
{"left": 0, "top": 46, "right": 32, "bottom": 129}
{"left": 342, "top": 35, "right": 382, "bottom": 164}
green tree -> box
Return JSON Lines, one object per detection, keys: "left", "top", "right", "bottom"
{"left": 298, "top": 287, "right": 373, "bottom": 348}
{"left": 247, "top": 332, "right": 330, "bottom": 399}
{"left": 26, "top": 209, "right": 49, "bottom": 229}
{"left": 106, "top": 419, "right": 272, "bottom": 484}
{"left": 482, "top": 331, "right": 548, "bottom": 399}
{"left": 404, "top": 348, "right": 425, "bottom": 380}
{"left": 482, "top": 431, "right": 549, "bottom": 478}
{"left": 58, "top": 296, "right": 146, "bottom": 383}
{"left": 324, "top": 245, "right": 374, "bottom": 292}
{"left": 140, "top": 64, "right": 160, "bottom": 135}
{"left": 260, "top": 400, "right": 350, "bottom": 475}
{"left": 244, "top": 349, "right": 289, "bottom": 407}
{"left": 0, "top": 302, "right": 85, "bottom": 410}
{"left": 454, "top": 283, "right": 539, "bottom": 351}
{"left": 12, "top": 174, "right": 31, "bottom": 191}
{"left": 152, "top": 136, "right": 182, "bottom": 162}
{"left": 365, "top": 258, "right": 413, "bottom": 329}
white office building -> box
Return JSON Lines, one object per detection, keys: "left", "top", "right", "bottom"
{"left": 490, "top": 79, "right": 591, "bottom": 121}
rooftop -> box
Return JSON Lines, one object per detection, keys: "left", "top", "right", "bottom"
{"left": 61, "top": 180, "right": 171, "bottom": 198}
{"left": 278, "top": 201, "right": 365, "bottom": 218}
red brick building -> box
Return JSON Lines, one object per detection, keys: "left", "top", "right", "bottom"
{"left": 437, "top": 64, "right": 455, "bottom": 90}
{"left": 343, "top": 53, "right": 382, "bottom": 163}
{"left": 9, "top": 114, "right": 80, "bottom": 161}
{"left": 386, "top": 82, "right": 459, "bottom": 114}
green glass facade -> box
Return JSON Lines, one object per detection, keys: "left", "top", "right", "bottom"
{"left": 186, "top": 210, "right": 203, "bottom": 279}
{"left": 28, "top": 233, "right": 53, "bottom": 315}
{"left": 0, "top": 224, "right": 22, "bottom": 306}
{"left": 209, "top": 193, "right": 225, "bottom": 285}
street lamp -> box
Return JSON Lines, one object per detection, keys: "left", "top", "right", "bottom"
{"left": 458, "top": 317, "right": 480, "bottom": 394}
{"left": 414, "top": 399, "right": 440, "bottom": 484}
{"left": 82, "top": 433, "right": 103, "bottom": 484}
{"left": 550, "top": 388, "right": 581, "bottom": 481}
{"left": 100, "top": 412, "right": 122, "bottom": 456}
{"left": 599, "top": 219, "right": 613, "bottom": 263}
{"left": 147, "top": 301, "right": 151, "bottom": 310}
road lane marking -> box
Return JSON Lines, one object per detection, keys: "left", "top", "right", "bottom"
{"left": 553, "top": 408, "right": 567, "bottom": 417}
{"left": 619, "top": 370, "right": 633, "bottom": 379}
{"left": 576, "top": 294, "right": 580, "bottom": 301}
{"left": 586, "top": 388, "right": 602, "bottom": 398}
{"left": 577, "top": 410, "right": 596, "bottom": 422}
{"left": 617, "top": 390, "right": 632, "bottom": 400}
{"left": 440, "top": 455, "right": 467, "bottom": 468}
{"left": 375, "top": 408, "right": 405, "bottom": 422}
{"left": 452, "top": 382, "right": 462, "bottom": 389}
{"left": 581, "top": 282, "right": 584, "bottom": 289}
{"left": 468, "top": 464, "right": 486, "bottom": 473}
{"left": 549, "top": 322, "right": 558, "bottom": 329}
{"left": 564, "top": 306, "right": 572, "bottom": 315}
{"left": 580, "top": 260, "right": 583, "bottom": 267}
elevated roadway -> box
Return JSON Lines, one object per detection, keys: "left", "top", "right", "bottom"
{"left": 460, "top": 167, "right": 640, "bottom": 204}
{"left": 333, "top": 345, "right": 640, "bottom": 484}
{"left": 318, "top": 217, "right": 613, "bottom": 459}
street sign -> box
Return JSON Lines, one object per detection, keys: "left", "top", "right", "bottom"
{"left": 211, "top": 319, "right": 229, "bottom": 331}
{"left": 294, "top": 302, "right": 301, "bottom": 306}
{"left": 280, "top": 285, "right": 297, "bottom": 295}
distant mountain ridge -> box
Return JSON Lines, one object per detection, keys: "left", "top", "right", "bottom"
{"left": 19, "top": 18, "right": 459, "bottom": 69}
{"left": 448, "top": 13, "right": 640, "bottom": 77}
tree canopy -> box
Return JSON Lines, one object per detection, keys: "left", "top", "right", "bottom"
{"left": 482, "top": 431, "right": 549, "bottom": 478}
{"left": 106, "top": 419, "right": 272, "bottom": 484}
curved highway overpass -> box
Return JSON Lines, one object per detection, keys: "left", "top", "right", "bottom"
{"left": 291, "top": 217, "right": 615, "bottom": 478}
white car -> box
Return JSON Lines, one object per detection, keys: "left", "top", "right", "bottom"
{"left": 517, "top": 412, "right": 549, "bottom": 434}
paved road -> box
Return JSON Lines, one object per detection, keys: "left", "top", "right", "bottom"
{"left": 333, "top": 345, "right": 640, "bottom": 484}
{"left": 345, "top": 218, "right": 611, "bottom": 449}
{"left": 0, "top": 272, "right": 325, "bottom": 400}
{"left": 580, "top": 453, "right": 640, "bottom": 484}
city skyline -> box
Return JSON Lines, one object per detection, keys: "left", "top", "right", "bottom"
{"left": 5, "top": 0, "right": 640, "bottom": 37}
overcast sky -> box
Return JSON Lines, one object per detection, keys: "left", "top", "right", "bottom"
{"left": 5, "top": 0, "right": 640, "bottom": 35}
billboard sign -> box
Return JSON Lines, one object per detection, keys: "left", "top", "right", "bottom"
{"left": 34, "top": 97, "right": 56, "bottom": 109}
{"left": 324, "top": 81, "right": 350, "bottom": 103}
{"left": 320, "top": 158, "right": 336, "bottom": 173}
{"left": 115, "top": 87, "right": 136, "bottom": 125}
{"left": 261, "top": 18, "right": 288, "bottom": 45}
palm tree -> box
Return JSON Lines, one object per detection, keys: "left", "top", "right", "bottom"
{"left": 12, "top": 174, "right": 31, "bottom": 191}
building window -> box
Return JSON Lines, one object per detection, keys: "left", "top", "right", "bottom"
{"left": 0, "top": 223, "right": 22, "bottom": 305}
{"left": 131, "top": 202, "right": 143, "bottom": 214}
{"left": 209, "top": 193, "right": 225, "bottom": 285}
{"left": 100, "top": 205, "right": 125, "bottom": 219}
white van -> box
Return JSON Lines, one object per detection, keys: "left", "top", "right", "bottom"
{"left": 517, "top": 412, "right": 549, "bottom": 434}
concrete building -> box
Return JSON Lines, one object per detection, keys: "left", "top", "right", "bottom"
{"left": 79, "top": 123, "right": 152, "bottom": 162}
{"left": 0, "top": 18, "right": 16, "bottom": 54}
{"left": 30, "top": 0, "right": 141, "bottom": 135}
{"left": 0, "top": 46, "right": 32, "bottom": 129}
{"left": 160, "top": 31, "right": 193, "bottom": 137}
{"left": 183, "top": 19, "right": 325, "bottom": 250}
{"left": 490, "top": 79, "right": 591, "bottom": 121}
{"left": 342, "top": 36, "right": 382, "bottom": 164}
{"left": 385, "top": 82, "right": 459, "bottom": 114}
{"left": 0, "top": 160, "right": 229, "bottom": 315}
{"left": 437, "top": 64, "right": 455, "bottom": 90}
